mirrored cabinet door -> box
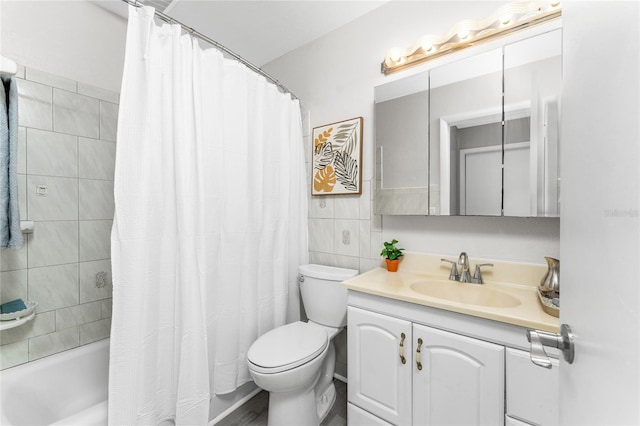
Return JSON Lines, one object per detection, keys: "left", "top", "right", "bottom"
{"left": 429, "top": 49, "right": 503, "bottom": 216}
{"left": 504, "top": 29, "right": 562, "bottom": 217}
{"left": 374, "top": 72, "right": 429, "bottom": 215}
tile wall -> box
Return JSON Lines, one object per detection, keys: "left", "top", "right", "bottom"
{"left": 301, "top": 108, "right": 383, "bottom": 379}
{"left": 0, "top": 66, "right": 118, "bottom": 369}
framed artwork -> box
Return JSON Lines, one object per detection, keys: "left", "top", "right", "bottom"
{"left": 312, "top": 116, "right": 363, "bottom": 196}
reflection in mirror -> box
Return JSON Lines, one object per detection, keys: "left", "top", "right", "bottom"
{"left": 374, "top": 72, "right": 429, "bottom": 215}
{"left": 430, "top": 49, "right": 503, "bottom": 216}
{"left": 504, "top": 29, "right": 562, "bottom": 217}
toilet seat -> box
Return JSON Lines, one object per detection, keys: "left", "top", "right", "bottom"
{"left": 248, "top": 321, "right": 329, "bottom": 374}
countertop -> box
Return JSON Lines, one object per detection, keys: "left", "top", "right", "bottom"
{"left": 342, "top": 253, "right": 560, "bottom": 333}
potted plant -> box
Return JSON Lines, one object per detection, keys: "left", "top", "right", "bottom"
{"left": 380, "top": 239, "right": 405, "bottom": 272}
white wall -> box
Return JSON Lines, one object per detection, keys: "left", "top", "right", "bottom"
{"left": 264, "top": 0, "right": 560, "bottom": 271}
{"left": 0, "top": 1, "right": 127, "bottom": 92}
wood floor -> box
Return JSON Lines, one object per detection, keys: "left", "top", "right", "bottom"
{"left": 216, "top": 379, "right": 347, "bottom": 426}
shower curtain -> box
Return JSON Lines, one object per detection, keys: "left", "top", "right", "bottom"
{"left": 109, "top": 6, "right": 308, "bottom": 425}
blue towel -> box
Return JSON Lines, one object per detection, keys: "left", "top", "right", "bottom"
{"left": 0, "top": 298, "right": 26, "bottom": 314}
{"left": 0, "top": 76, "right": 23, "bottom": 249}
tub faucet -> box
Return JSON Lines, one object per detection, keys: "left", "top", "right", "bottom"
{"left": 458, "top": 252, "right": 471, "bottom": 283}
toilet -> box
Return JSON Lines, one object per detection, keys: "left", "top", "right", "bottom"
{"left": 247, "top": 264, "right": 358, "bottom": 426}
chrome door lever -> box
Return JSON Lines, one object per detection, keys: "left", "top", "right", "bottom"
{"left": 526, "top": 324, "right": 575, "bottom": 368}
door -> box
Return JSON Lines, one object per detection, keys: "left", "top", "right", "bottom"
{"left": 560, "top": 2, "right": 640, "bottom": 424}
{"left": 460, "top": 146, "right": 502, "bottom": 215}
{"left": 347, "top": 307, "right": 412, "bottom": 425}
{"left": 412, "top": 324, "right": 504, "bottom": 426}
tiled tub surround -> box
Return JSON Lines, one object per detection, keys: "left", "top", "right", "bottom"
{"left": 0, "top": 66, "right": 118, "bottom": 369}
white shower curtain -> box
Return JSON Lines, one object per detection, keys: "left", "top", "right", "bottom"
{"left": 109, "top": 6, "right": 308, "bottom": 425}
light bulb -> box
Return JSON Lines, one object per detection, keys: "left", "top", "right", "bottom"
{"left": 501, "top": 15, "right": 512, "bottom": 25}
{"left": 458, "top": 30, "right": 470, "bottom": 40}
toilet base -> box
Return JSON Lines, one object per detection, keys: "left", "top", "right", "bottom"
{"left": 316, "top": 381, "right": 336, "bottom": 422}
{"left": 267, "top": 377, "right": 321, "bottom": 426}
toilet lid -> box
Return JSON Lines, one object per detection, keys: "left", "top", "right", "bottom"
{"left": 248, "top": 322, "right": 328, "bottom": 373}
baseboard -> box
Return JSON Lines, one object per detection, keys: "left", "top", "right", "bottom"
{"left": 334, "top": 373, "right": 347, "bottom": 383}
{"left": 209, "top": 387, "right": 262, "bottom": 426}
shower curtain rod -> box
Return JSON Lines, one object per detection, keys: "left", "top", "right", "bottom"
{"left": 120, "top": 0, "right": 298, "bottom": 100}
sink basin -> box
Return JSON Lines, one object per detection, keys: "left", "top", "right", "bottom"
{"left": 410, "top": 281, "right": 521, "bottom": 308}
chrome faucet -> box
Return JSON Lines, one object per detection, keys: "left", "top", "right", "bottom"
{"left": 442, "top": 253, "right": 493, "bottom": 284}
{"left": 458, "top": 252, "right": 471, "bottom": 283}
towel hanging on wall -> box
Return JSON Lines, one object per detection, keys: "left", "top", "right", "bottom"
{"left": 0, "top": 76, "right": 23, "bottom": 249}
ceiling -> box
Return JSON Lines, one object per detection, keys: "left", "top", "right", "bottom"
{"left": 94, "top": 0, "right": 389, "bottom": 67}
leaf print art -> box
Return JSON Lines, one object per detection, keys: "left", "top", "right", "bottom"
{"left": 314, "top": 142, "right": 334, "bottom": 170}
{"left": 314, "top": 165, "right": 337, "bottom": 193}
{"left": 333, "top": 151, "right": 358, "bottom": 191}
{"left": 311, "top": 117, "right": 362, "bottom": 195}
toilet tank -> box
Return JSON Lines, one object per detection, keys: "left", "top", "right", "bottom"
{"left": 298, "top": 264, "right": 358, "bottom": 328}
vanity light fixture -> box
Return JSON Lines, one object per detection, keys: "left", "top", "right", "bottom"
{"left": 381, "top": 0, "right": 562, "bottom": 75}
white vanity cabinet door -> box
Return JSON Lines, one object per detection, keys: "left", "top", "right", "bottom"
{"left": 347, "top": 307, "right": 412, "bottom": 425}
{"left": 412, "top": 323, "right": 505, "bottom": 426}
{"left": 506, "top": 348, "right": 559, "bottom": 425}
{"left": 348, "top": 403, "right": 394, "bottom": 426}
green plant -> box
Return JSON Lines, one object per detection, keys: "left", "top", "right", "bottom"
{"left": 380, "top": 239, "right": 405, "bottom": 260}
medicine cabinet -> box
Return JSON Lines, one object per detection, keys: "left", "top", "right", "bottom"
{"left": 374, "top": 27, "right": 562, "bottom": 217}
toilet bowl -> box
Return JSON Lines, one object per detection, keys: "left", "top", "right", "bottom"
{"left": 247, "top": 264, "right": 357, "bottom": 426}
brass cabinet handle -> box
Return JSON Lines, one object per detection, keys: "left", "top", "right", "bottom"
{"left": 416, "top": 338, "right": 423, "bottom": 371}
{"left": 399, "top": 332, "right": 407, "bottom": 364}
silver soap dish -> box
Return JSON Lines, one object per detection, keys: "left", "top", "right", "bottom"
{"left": 537, "top": 288, "right": 559, "bottom": 317}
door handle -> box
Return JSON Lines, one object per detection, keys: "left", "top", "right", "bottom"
{"left": 526, "top": 323, "right": 575, "bottom": 368}
{"left": 399, "top": 332, "right": 407, "bottom": 364}
{"left": 416, "top": 338, "right": 423, "bottom": 371}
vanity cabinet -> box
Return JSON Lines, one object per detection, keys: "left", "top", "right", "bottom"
{"left": 347, "top": 307, "right": 504, "bottom": 425}
{"left": 346, "top": 293, "right": 559, "bottom": 426}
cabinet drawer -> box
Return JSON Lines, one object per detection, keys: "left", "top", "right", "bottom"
{"left": 506, "top": 348, "right": 559, "bottom": 425}
{"left": 348, "top": 403, "right": 393, "bottom": 426}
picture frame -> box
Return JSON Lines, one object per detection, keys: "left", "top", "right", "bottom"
{"left": 312, "top": 116, "right": 363, "bottom": 196}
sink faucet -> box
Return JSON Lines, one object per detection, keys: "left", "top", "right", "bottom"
{"left": 458, "top": 252, "right": 471, "bottom": 283}
{"left": 442, "top": 253, "right": 493, "bottom": 284}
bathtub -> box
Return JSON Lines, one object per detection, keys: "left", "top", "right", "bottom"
{"left": 0, "top": 339, "right": 109, "bottom": 426}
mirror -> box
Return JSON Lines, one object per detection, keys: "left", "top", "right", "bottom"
{"left": 374, "top": 72, "right": 430, "bottom": 215}
{"left": 374, "top": 27, "right": 562, "bottom": 217}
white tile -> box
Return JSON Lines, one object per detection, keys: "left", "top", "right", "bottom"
{"left": 17, "top": 79, "right": 52, "bottom": 131}
{"left": 0, "top": 237, "right": 28, "bottom": 271}
{"left": 0, "top": 340, "right": 29, "bottom": 370}
{"left": 332, "top": 254, "right": 360, "bottom": 271}
{"left": 79, "top": 179, "right": 114, "bottom": 220}
{"left": 14, "top": 64, "right": 25, "bottom": 80}
{"left": 27, "top": 175, "right": 78, "bottom": 221}
{"left": 308, "top": 251, "right": 334, "bottom": 266}
{"left": 79, "top": 137, "right": 115, "bottom": 180}
{"left": 26, "top": 68, "right": 76, "bottom": 92}
{"left": 99, "top": 101, "right": 118, "bottom": 142}
{"left": 79, "top": 260, "right": 112, "bottom": 303}
{"left": 359, "top": 258, "right": 381, "bottom": 273}
{"left": 360, "top": 180, "right": 371, "bottom": 220}
{"left": 101, "top": 298, "right": 112, "bottom": 319}
{"left": 79, "top": 318, "right": 111, "bottom": 345}
{"left": 370, "top": 231, "right": 382, "bottom": 259}
{"left": 308, "top": 219, "right": 334, "bottom": 253}
{"left": 28, "top": 264, "right": 79, "bottom": 313}
{"left": 28, "top": 221, "right": 79, "bottom": 268}
{"left": 77, "top": 83, "right": 119, "bottom": 104}
{"left": 0, "top": 269, "right": 27, "bottom": 303}
{"left": 17, "top": 127, "right": 26, "bottom": 174}
{"left": 334, "top": 195, "right": 360, "bottom": 219}
{"left": 28, "top": 327, "right": 79, "bottom": 361}
{"left": 53, "top": 89, "right": 99, "bottom": 138}
{"left": 56, "top": 301, "right": 101, "bottom": 330}
{"left": 0, "top": 311, "right": 55, "bottom": 345}
{"left": 359, "top": 220, "right": 371, "bottom": 260}
{"left": 26, "top": 128, "right": 78, "bottom": 177}
{"left": 17, "top": 174, "right": 26, "bottom": 220}
{"left": 79, "top": 220, "right": 112, "bottom": 261}
{"left": 334, "top": 219, "right": 359, "bottom": 257}
{"left": 309, "top": 195, "right": 334, "bottom": 219}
